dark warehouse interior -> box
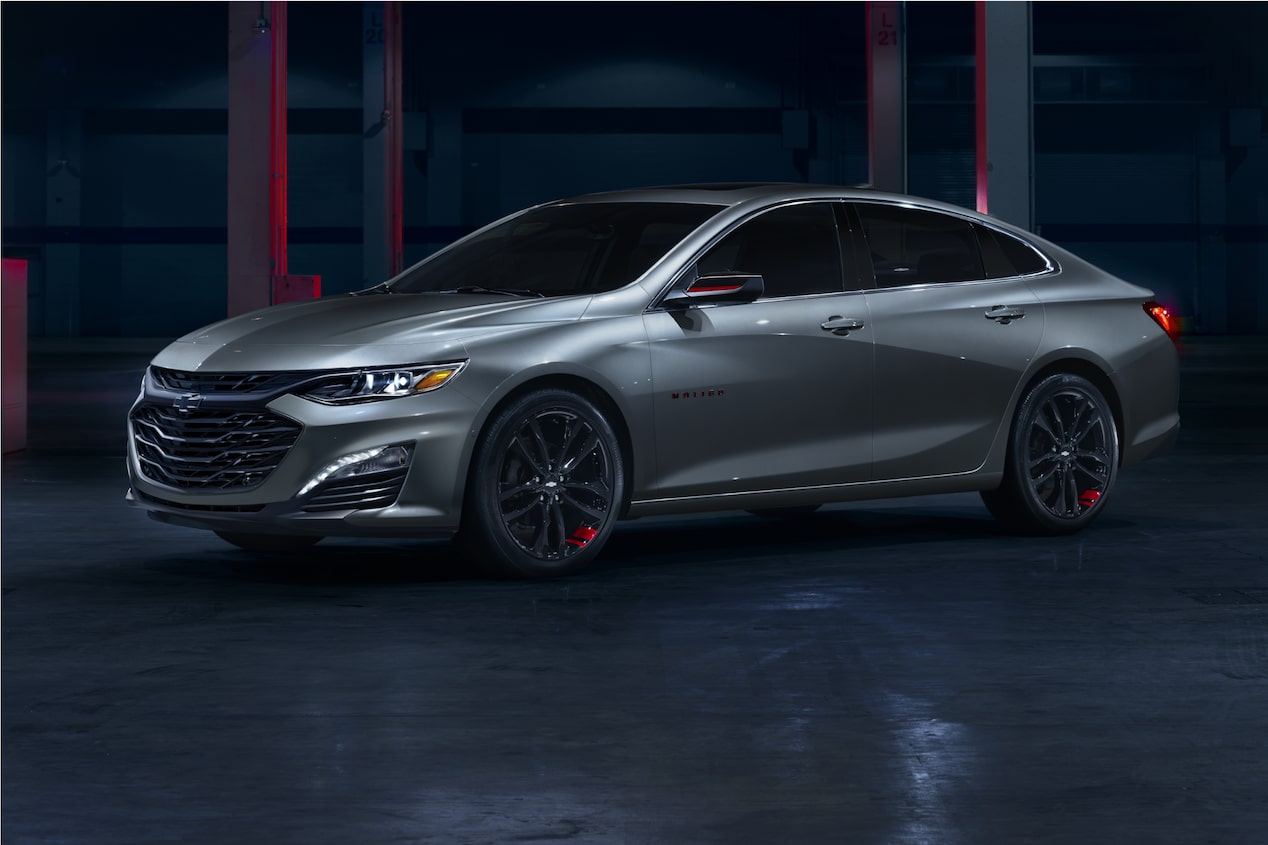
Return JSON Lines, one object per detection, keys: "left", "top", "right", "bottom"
{"left": 3, "top": 2, "right": 1268, "bottom": 843}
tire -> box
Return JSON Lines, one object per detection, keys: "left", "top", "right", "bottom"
{"left": 215, "top": 531, "right": 323, "bottom": 553}
{"left": 982, "top": 373, "right": 1119, "bottom": 535}
{"left": 459, "top": 388, "right": 625, "bottom": 578}
{"left": 747, "top": 505, "right": 821, "bottom": 520}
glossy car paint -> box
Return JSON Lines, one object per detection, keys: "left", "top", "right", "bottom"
{"left": 127, "top": 184, "right": 1179, "bottom": 542}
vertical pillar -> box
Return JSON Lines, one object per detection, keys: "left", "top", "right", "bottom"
{"left": 2, "top": 259, "right": 28, "bottom": 453}
{"left": 362, "top": 1, "right": 403, "bottom": 286}
{"left": 385, "top": 2, "right": 403, "bottom": 277}
{"left": 866, "top": 1, "right": 906, "bottom": 193}
{"left": 45, "top": 109, "right": 81, "bottom": 336}
{"left": 362, "top": 3, "right": 387, "bottom": 286}
{"left": 976, "top": 1, "right": 1033, "bottom": 230}
{"left": 1257, "top": 146, "right": 1268, "bottom": 334}
{"left": 228, "top": 2, "right": 287, "bottom": 317}
{"left": 271, "top": 2, "right": 289, "bottom": 280}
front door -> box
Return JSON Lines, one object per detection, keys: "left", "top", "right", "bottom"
{"left": 644, "top": 201, "right": 874, "bottom": 500}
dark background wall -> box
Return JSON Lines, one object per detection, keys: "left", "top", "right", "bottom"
{"left": 2, "top": 1, "right": 1265, "bottom": 338}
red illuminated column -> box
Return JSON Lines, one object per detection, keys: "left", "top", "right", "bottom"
{"left": 2, "top": 259, "right": 28, "bottom": 453}
{"left": 362, "top": 1, "right": 404, "bottom": 285}
{"left": 867, "top": 1, "right": 906, "bottom": 193}
{"left": 975, "top": 1, "right": 1033, "bottom": 228}
{"left": 270, "top": 1, "right": 289, "bottom": 281}
{"left": 228, "top": 3, "right": 318, "bottom": 312}
{"left": 228, "top": 3, "right": 282, "bottom": 316}
{"left": 385, "top": 1, "right": 403, "bottom": 277}
{"left": 974, "top": 3, "right": 988, "bottom": 215}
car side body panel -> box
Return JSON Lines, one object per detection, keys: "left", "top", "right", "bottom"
{"left": 644, "top": 290, "right": 874, "bottom": 499}
{"left": 865, "top": 276, "right": 1045, "bottom": 480}
{"left": 1020, "top": 265, "right": 1180, "bottom": 467}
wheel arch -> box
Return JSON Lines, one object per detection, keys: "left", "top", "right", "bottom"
{"left": 1015, "top": 354, "right": 1126, "bottom": 464}
{"left": 456, "top": 370, "right": 638, "bottom": 517}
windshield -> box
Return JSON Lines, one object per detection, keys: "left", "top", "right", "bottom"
{"left": 390, "top": 202, "right": 723, "bottom": 296}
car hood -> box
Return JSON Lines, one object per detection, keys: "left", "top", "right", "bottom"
{"left": 152, "top": 293, "right": 591, "bottom": 371}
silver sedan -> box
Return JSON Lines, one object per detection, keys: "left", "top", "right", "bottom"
{"left": 127, "top": 184, "right": 1180, "bottom": 576}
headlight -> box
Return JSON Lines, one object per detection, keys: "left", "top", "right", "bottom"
{"left": 299, "top": 361, "right": 466, "bottom": 404}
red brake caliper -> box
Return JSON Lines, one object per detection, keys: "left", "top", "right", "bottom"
{"left": 565, "top": 526, "right": 598, "bottom": 548}
{"left": 1078, "top": 490, "right": 1102, "bottom": 509}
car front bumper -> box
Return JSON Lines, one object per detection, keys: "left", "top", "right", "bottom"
{"left": 126, "top": 388, "right": 481, "bottom": 538}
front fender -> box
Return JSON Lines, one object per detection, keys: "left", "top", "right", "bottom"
{"left": 447, "top": 316, "right": 656, "bottom": 511}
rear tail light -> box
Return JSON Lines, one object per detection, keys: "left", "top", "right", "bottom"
{"left": 1143, "top": 300, "right": 1180, "bottom": 341}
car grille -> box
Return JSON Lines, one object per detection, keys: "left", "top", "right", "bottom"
{"left": 150, "top": 367, "right": 309, "bottom": 395}
{"left": 301, "top": 465, "right": 410, "bottom": 513}
{"left": 131, "top": 405, "right": 302, "bottom": 490}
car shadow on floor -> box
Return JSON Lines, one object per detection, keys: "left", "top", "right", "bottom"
{"left": 125, "top": 503, "right": 1159, "bottom": 588}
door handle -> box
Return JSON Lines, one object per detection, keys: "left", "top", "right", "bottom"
{"left": 821, "top": 316, "right": 865, "bottom": 335}
{"left": 985, "top": 305, "right": 1026, "bottom": 323}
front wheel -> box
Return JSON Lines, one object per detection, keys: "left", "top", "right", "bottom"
{"left": 459, "top": 389, "right": 625, "bottom": 578}
{"left": 981, "top": 373, "right": 1119, "bottom": 535}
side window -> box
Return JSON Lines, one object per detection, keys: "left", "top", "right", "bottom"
{"left": 696, "top": 202, "right": 843, "bottom": 298}
{"left": 975, "top": 225, "right": 1051, "bottom": 278}
{"left": 855, "top": 204, "right": 986, "bottom": 286}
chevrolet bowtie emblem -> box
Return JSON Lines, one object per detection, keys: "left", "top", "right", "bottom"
{"left": 173, "top": 392, "right": 204, "bottom": 413}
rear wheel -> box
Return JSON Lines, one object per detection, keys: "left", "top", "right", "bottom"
{"left": 459, "top": 389, "right": 624, "bottom": 578}
{"left": 215, "top": 532, "right": 323, "bottom": 553}
{"left": 982, "top": 373, "right": 1119, "bottom": 535}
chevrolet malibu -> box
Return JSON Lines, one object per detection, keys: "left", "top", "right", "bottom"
{"left": 127, "top": 184, "right": 1180, "bottom": 577}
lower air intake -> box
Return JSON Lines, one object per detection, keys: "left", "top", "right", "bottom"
{"left": 301, "top": 466, "right": 409, "bottom": 513}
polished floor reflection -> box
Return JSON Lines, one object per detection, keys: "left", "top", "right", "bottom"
{"left": 4, "top": 337, "right": 1267, "bottom": 844}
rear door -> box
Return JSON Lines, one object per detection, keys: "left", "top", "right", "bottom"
{"left": 850, "top": 202, "right": 1046, "bottom": 480}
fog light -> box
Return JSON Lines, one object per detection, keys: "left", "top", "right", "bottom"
{"left": 298, "top": 444, "right": 412, "bottom": 497}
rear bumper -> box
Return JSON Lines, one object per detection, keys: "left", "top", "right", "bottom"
{"left": 1114, "top": 331, "right": 1181, "bottom": 468}
{"left": 1122, "top": 416, "right": 1179, "bottom": 466}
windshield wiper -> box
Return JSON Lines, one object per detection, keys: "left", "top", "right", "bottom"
{"left": 441, "top": 286, "right": 547, "bottom": 298}
{"left": 350, "top": 282, "right": 394, "bottom": 296}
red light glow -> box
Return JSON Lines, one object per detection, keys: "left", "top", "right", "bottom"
{"left": 1143, "top": 301, "right": 1180, "bottom": 341}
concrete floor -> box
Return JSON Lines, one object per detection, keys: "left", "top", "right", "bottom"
{"left": 3, "top": 337, "right": 1267, "bottom": 844}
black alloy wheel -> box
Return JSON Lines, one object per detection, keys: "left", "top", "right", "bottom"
{"left": 982, "top": 373, "right": 1119, "bottom": 535}
{"left": 460, "top": 389, "right": 624, "bottom": 577}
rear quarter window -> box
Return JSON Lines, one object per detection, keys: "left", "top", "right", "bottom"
{"left": 975, "top": 225, "right": 1051, "bottom": 278}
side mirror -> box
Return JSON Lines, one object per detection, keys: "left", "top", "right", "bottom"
{"left": 662, "top": 273, "right": 764, "bottom": 308}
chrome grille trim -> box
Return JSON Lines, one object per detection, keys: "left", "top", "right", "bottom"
{"left": 131, "top": 405, "right": 302, "bottom": 490}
